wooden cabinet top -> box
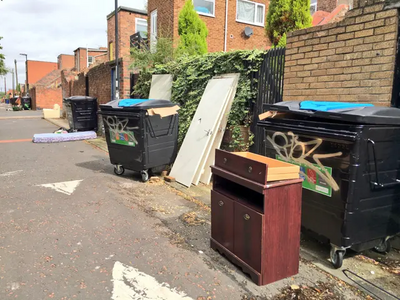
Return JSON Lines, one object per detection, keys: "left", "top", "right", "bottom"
{"left": 215, "top": 150, "right": 300, "bottom": 185}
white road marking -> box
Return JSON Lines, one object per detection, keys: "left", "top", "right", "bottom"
{"left": 0, "top": 170, "right": 22, "bottom": 177}
{"left": 38, "top": 180, "right": 83, "bottom": 195}
{"left": 111, "top": 261, "right": 193, "bottom": 300}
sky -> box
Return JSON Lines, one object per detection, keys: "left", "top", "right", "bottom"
{"left": 0, "top": 0, "right": 146, "bottom": 92}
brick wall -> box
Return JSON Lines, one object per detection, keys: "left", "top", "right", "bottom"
{"left": 30, "top": 86, "right": 63, "bottom": 110}
{"left": 87, "top": 62, "right": 112, "bottom": 104}
{"left": 148, "top": 0, "right": 174, "bottom": 41}
{"left": 71, "top": 72, "right": 87, "bottom": 96}
{"left": 148, "top": 0, "right": 270, "bottom": 52}
{"left": 27, "top": 60, "right": 58, "bottom": 85}
{"left": 108, "top": 9, "right": 148, "bottom": 61}
{"left": 61, "top": 69, "right": 77, "bottom": 99}
{"left": 283, "top": 0, "right": 398, "bottom": 105}
{"left": 58, "top": 54, "right": 75, "bottom": 70}
{"left": 226, "top": 0, "right": 270, "bottom": 51}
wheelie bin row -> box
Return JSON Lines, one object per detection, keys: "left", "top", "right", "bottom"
{"left": 63, "top": 96, "right": 178, "bottom": 182}
{"left": 64, "top": 96, "right": 400, "bottom": 269}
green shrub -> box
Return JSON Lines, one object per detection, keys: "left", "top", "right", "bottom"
{"left": 266, "top": 0, "right": 312, "bottom": 46}
{"left": 134, "top": 50, "right": 265, "bottom": 149}
{"left": 177, "top": 0, "right": 208, "bottom": 56}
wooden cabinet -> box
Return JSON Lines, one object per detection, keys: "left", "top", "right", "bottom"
{"left": 211, "top": 150, "right": 303, "bottom": 286}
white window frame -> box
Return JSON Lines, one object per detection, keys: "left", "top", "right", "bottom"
{"left": 236, "top": 0, "right": 265, "bottom": 27}
{"left": 193, "top": 0, "right": 215, "bottom": 17}
{"left": 310, "top": 0, "right": 317, "bottom": 15}
{"left": 88, "top": 56, "right": 94, "bottom": 66}
{"left": 135, "top": 18, "right": 148, "bottom": 34}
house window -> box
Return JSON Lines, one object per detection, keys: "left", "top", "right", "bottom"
{"left": 88, "top": 56, "right": 95, "bottom": 66}
{"left": 310, "top": 0, "right": 317, "bottom": 15}
{"left": 236, "top": 0, "right": 265, "bottom": 26}
{"left": 135, "top": 18, "right": 148, "bottom": 38}
{"left": 109, "top": 42, "right": 114, "bottom": 61}
{"left": 193, "top": 0, "right": 215, "bottom": 17}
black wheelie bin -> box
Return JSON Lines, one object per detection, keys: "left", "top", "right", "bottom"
{"left": 63, "top": 96, "right": 98, "bottom": 132}
{"left": 256, "top": 101, "right": 400, "bottom": 268}
{"left": 21, "top": 96, "right": 31, "bottom": 110}
{"left": 98, "top": 99, "right": 179, "bottom": 182}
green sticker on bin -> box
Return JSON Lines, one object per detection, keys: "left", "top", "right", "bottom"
{"left": 276, "top": 155, "right": 333, "bottom": 197}
{"left": 110, "top": 131, "right": 136, "bottom": 147}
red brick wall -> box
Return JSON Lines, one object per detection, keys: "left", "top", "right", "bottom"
{"left": 31, "top": 86, "right": 63, "bottom": 110}
{"left": 71, "top": 72, "right": 86, "bottom": 96}
{"left": 27, "top": 60, "right": 58, "bottom": 85}
{"left": 87, "top": 62, "right": 112, "bottom": 104}
{"left": 148, "top": 0, "right": 270, "bottom": 52}
{"left": 108, "top": 10, "right": 148, "bottom": 61}
{"left": 226, "top": 0, "right": 270, "bottom": 51}
{"left": 58, "top": 55, "right": 75, "bottom": 70}
{"left": 94, "top": 53, "right": 108, "bottom": 64}
{"left": 148, "top": 0, "right": 174, "bottom": 45}
{"left": 283, "top": 1, "right": 398, "bottom": 105}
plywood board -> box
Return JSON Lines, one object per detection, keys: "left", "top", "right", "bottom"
{"left": 196, "top": 74, "right": 240, "bottom": 185}
{"left": 169, "top": 77, "right": 236, "bottom": 187}
{"left": 149, "top": 74, "right": 173, "bottom": 100}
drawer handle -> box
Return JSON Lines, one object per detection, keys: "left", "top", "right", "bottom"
{"left": 223, "top": 158, "right": 227, "bottom": 164}
{"left": 243, "top": 214, "right": 250, "bottom": 221}
{"left": 248, "top": 166, "right": 252, "bottom": 173}
{"left": 218, "top": 201, "right": 224, "bottom": 207}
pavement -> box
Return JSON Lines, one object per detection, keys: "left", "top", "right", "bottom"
{"left": 0, "top": 110, "right": 399, "bottom": 299}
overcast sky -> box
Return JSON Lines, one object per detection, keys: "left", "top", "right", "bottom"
{"left": 0, "top": 0, "right": 146, "bottom": 92}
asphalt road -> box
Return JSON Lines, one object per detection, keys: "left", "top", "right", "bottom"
{"left": 1, "top": 116, "right": 262, "bottom": 299}
{"left": 0, "top": 113, "right": 382, "bottom": 300}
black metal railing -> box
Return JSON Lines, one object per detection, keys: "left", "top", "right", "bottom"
{"left": 251, "top": 47, "right": 286, "bottom": 154}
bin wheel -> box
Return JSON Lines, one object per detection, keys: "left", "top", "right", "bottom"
{"left": 141, "top": 170, "right": 149, "bottom": 182}
{"left": 114, "top": 165, "right": 125, "bottom": 176}
{"left": 330, "top": 248, "right": 345, "bottom": 269}
{"left": 374, "top": 239, "right": 391, "bottom": 254}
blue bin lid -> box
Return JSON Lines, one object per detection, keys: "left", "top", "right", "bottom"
{"left": 262, "top": 101, "right": 400, "bottom": 125}
{"left": 118, "top": 99, "right": 151, "bottom": 107}
{"left": 300, "top": 101, "right": 374, "bottom": 112}
{"left": 99, "top": 99, "right": 178, "bottom": 111}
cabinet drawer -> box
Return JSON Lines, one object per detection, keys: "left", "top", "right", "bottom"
{"left": 234, "top": 201, "right": 263, "bottom": 272}
{"left": 215, "top": 150, "right": 267, "bottom": 184}
{"left": 211, "top": 190, "right": 234, "bottom": 252}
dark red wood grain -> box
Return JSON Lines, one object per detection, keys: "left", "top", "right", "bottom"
{"left": 211, "top": 191, "right": 234, "bottom": 252}
{"left": 234, "top": 201, "right": 263, "bottom": 272}
{"left": 210, "top": 152, "right": 303, "bottom": 286}
{"left": 215, "top": 149, "right": 268, "bottom": 184}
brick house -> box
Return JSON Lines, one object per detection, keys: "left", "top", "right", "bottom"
{"left": 27, "top": 60, "right": 58, "bottom": 85}
{"left": 147, "top": 0, "right": 270, "bottom": 52}
{"left": 73, "top": 47, "right": 108, "bottom": 72}
{"left": 57, "top": 54, "right": 75, "bottom": 70}
{"left": 107, "top": 6, "right": 148, "bottom": 98}
{"left": 283, "top": 0, "right": 399, "bottom": 106}
{"left": 30, "top": 70, "right": 63, "bottom": 110}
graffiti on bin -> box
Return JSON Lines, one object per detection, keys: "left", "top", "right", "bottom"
{"left": 104, "top": 116, "right": 139, "bottom": 147}
{"left": 267, "top": 131, "right": 342, "bottom": 192}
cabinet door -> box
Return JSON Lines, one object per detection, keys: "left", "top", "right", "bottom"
{"left": 211, "top": 190, "right": 234, "bottom": 252}
{"left": 234, "top": 201, "right": 263, "bottom": 272}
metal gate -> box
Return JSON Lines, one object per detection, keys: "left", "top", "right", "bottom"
{"left": 252, "top": 47, "right": 286, "bottom": 154}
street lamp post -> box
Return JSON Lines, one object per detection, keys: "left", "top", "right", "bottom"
{"left": 20, "top": 53, "right": 28, "bottom": 94}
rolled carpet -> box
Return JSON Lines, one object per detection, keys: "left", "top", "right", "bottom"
{"left": 33, "top": 131, "right": 97, "bottom": 143}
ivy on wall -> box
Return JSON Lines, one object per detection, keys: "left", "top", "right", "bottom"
{"left": 134, "top": 50, "right": 266, "bottom": 150}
